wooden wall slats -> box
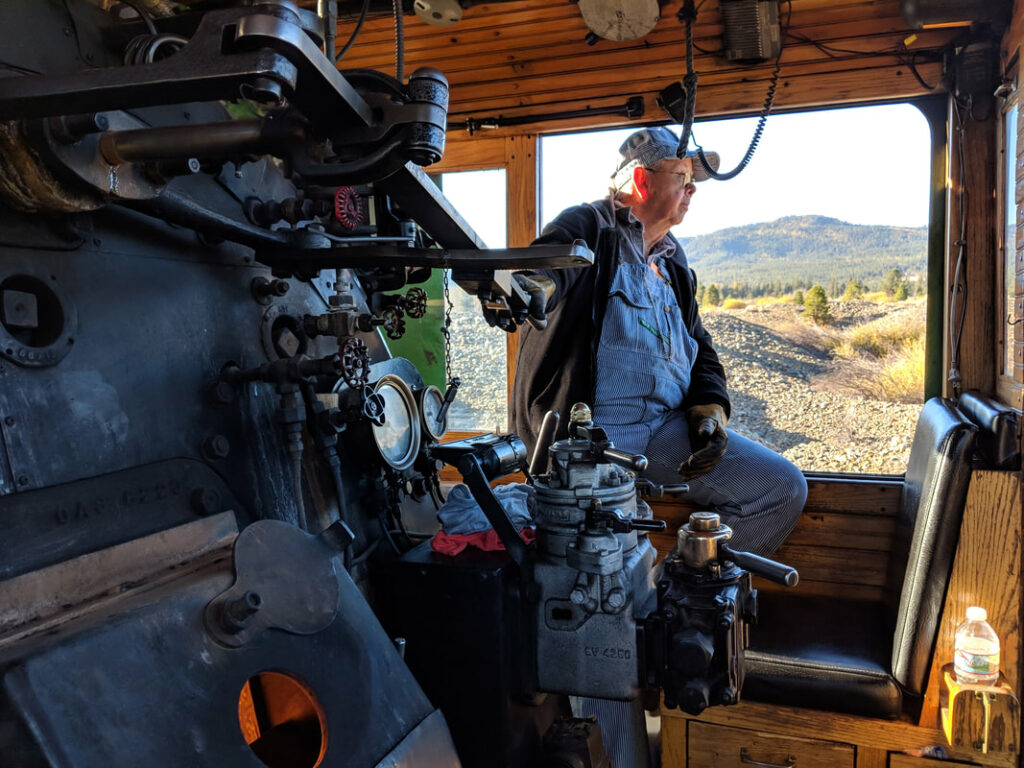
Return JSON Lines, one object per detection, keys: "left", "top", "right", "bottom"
{"left": 648, "top": 477, "right": 899, "bottom": 602}
{"left": 342, "top": 16, "right": 941, "bottom": 74}
{"left": 654, "top": 478, "right": 901, "bottom": 516}
{"left": 341, "top": 0, "right": 952, "bottom": 130}
{"left": 440, "top": 59, "right": 937, "bottom": 116}
{"left": 344, "top": 27, "right": 940, "bottom": 90}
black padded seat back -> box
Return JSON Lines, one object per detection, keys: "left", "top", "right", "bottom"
{"left": 888, "top": 397, "right": 977, "bottom": 695}
{"left": 958, "top": 390, "right": 1020, "bottom": 469}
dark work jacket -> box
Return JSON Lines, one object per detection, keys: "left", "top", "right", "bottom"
{"left": 509, "top": 201, "right": 731, "bottom": 455}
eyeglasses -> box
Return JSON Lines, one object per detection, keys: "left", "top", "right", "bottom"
{"left": 643, "top": 167, "right": 695, "bottom": 187}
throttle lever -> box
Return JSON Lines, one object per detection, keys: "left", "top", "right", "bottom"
{"left": 720, "top": 544, "right": 799, "bottom": 587}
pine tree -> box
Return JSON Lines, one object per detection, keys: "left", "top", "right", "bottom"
{"left": 882, "top": 268, "right": 903, "bottom": 296}
{"left": 802, "top": 284, "right": 832, "bottom": 325}
{"left": 894, "top": 282, "right": 908, "bottom": 301}
{"left": 793, "top": 289, "right": 804, "bottom": 306}
{"left": 704, "top": 284, "right": 721, "bottom": 307}
{"left": 842, "top": 278, "right": 865, "bottom": 300}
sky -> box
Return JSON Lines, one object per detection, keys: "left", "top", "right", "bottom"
{"left": 440, "top": 103, "right": 933, "bottom": 245}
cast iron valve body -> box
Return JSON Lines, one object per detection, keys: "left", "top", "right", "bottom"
{"left": 641, "top": 513, "right": 756, "bottom": 716}
{"left": 530, "top": 404, "right": 662, "bottom": 700}
{"left": 639, "top": 511, "right": 795, "bottom": 716}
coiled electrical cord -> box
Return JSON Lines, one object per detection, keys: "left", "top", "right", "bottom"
{"left": 123, "top": 33, "right": 187, "bottom": 65}
{"left": 692, "top": 62, "right": 780, "bottom": 181}
{"left": 393, "top": 0, "right": 405, "bottom": 82}
{"left": 676, "top": 0, "right": 789, "bottom": 181}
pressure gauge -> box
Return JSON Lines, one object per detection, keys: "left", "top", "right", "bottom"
{"left": 578, "top": 0, "right": 660, "bottom": 42}
{"left": 370, "top": 375, "right": 421, "bottom": 470}
{"left": 418, "top": 384, "right": 448, "bottom": 441}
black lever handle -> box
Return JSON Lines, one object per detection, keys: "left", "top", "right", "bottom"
{"left": 630, "top": 518, "right": 668, "bottom": 532}
{"left": 598, "top": 446, "right": 648, "bottom": 473}
{"left": 601, "top": 508, "right": 667, "bottom": 534}
{"left": 720, "top": 544, "right": 799, "bottom": 587}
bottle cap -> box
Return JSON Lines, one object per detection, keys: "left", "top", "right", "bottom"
{"left": 966, "top": 606, "right": 987, "bottom": 622}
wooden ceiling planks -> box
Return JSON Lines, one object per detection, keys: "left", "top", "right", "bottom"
{"left": 339, "top": 0, "right": 955, "bottom": 134}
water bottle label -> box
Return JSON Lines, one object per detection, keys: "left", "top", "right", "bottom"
{"left": 955, "top": 648, "right": 999, "bottom": 675}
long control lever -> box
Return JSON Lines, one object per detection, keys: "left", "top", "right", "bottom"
{"left": 426, "top": 434, "right": 531, "bottom": 566}
{"left": 720, "top": 544, "right": 798, "bottom": 587}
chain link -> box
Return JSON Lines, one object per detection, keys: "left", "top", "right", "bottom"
{"left": 442, "top": 263, "right": 455, "bottom": 385}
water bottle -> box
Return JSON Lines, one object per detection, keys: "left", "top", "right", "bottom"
{"left": 954, "top": 606, "right": 1000, "bottom": 685}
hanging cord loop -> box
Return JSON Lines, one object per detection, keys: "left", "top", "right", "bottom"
{"left": 676, "top": 0, "right": 788, "bottom": 181}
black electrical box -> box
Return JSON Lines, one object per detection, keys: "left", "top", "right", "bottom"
{"left": 379, "top": 542, "right": 569, "bottom": 768}
{"left": 720, "top": 0, "right": 782, "bottom": 63}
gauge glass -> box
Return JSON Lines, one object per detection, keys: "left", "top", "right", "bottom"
{"left": 419, "top": 385, "right": 447, "bottom": 441}
{"left": 371, "top": 376, "right": 420, "bottom": 469}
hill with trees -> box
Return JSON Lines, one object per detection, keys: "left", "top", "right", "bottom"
{"left": 679, "top": 215, "right": 927, "bottom": 297}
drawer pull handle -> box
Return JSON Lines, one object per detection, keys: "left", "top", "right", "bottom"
{"left": 739, "top": 748, "right": 796, "bottom": 768}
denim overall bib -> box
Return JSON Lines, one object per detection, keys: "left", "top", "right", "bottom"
{"left": 593, "top": 209, "right": 699, "bottom": 455}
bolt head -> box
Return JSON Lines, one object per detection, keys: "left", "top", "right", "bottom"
{"left": 190, "top": 487, "right": 222, "bottom": 516}
{"left": 569, "top": 587, "right": 588, "bottom": 605}
{"left": 202, "top": 434, "right": 231, "bottom": 460}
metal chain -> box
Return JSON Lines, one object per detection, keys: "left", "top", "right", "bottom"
{"left": 442, "top": 263, "right": 455, "bottom": 385}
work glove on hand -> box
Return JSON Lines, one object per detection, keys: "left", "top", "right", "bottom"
{"left": 481, "top": 273, "right": 552, "bottom": 332}
{"left": 677, "top": 403, "right": 728, "bottom": 480}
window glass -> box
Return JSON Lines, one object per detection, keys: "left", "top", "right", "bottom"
{"left": 540, "top": 104, "right": 931, "bottom": 474}
{"left": 435, "top": 169, "right": 508, "bottom": 432}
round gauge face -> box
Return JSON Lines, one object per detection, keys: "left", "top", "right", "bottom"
{"left": 419, "top": 385, "right": 448, "bottom": 441}
{"left": 578, "top": 0, "right": 660, "bottom": 41}
{"left": 371, "top": 376, "right": 421, "bottom": 470}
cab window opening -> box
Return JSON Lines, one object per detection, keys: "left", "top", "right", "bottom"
{"left": 533, "top": 103, "right": 935, "bottom": 476}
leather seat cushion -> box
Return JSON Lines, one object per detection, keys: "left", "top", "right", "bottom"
{"left": 743, "top": 595, "right": 902, "bottom": 719}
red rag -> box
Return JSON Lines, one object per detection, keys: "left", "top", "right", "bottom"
{"left": 430, "top": 527, "right": 535, "bottom": 556}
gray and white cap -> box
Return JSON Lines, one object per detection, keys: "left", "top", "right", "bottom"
{"left": 611, "top": 126, "right": 720, "bottom": 188}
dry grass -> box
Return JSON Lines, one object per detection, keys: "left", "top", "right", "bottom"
{"left": 835, "top": 311, "right": 926, "bottom": 358}
{"left": 722, "top": 298, "right": 748, "bottom": 310}
{"left": 818, "top": 311, "right": 925, "bottom": 403}
{"left": 768, "top": 319, "right": 841, "bottom": 353}
{"left": 760, "top": 301, "right": 926, "bottom": 403}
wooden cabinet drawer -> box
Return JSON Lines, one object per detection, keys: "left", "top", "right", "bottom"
{"left": 688, "top": 721, "right": 855, "bottom": 768}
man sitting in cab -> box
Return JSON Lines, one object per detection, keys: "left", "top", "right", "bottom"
{"left": 510, "top": 126, "right": 807, "bottom": 556}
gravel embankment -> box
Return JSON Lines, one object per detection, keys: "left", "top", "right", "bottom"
{"left": 706, "top": 303, "right": 921, "bottom": 474}
{"left": 443, "top": 298, "right": 924, "bottom": 475}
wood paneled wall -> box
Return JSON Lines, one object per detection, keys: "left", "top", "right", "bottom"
{"left": 651, "top": 477, "right": 901, "bottom": 602}
{"left": 341, "top": 0, "right": 952, "bottom": 139}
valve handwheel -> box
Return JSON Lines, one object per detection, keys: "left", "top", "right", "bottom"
{"left": 333, "top": 186, "right": 363, "bottom": 230}
{"left": 339, "top": 336, "right": 370, "bottom": 388}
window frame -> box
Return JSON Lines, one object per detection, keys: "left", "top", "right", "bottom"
{"left": 996, "top": 67, "right": 1024, "bottom": 410}
{"left": 429, "top": 134, "right": 540, "bottom": 441}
